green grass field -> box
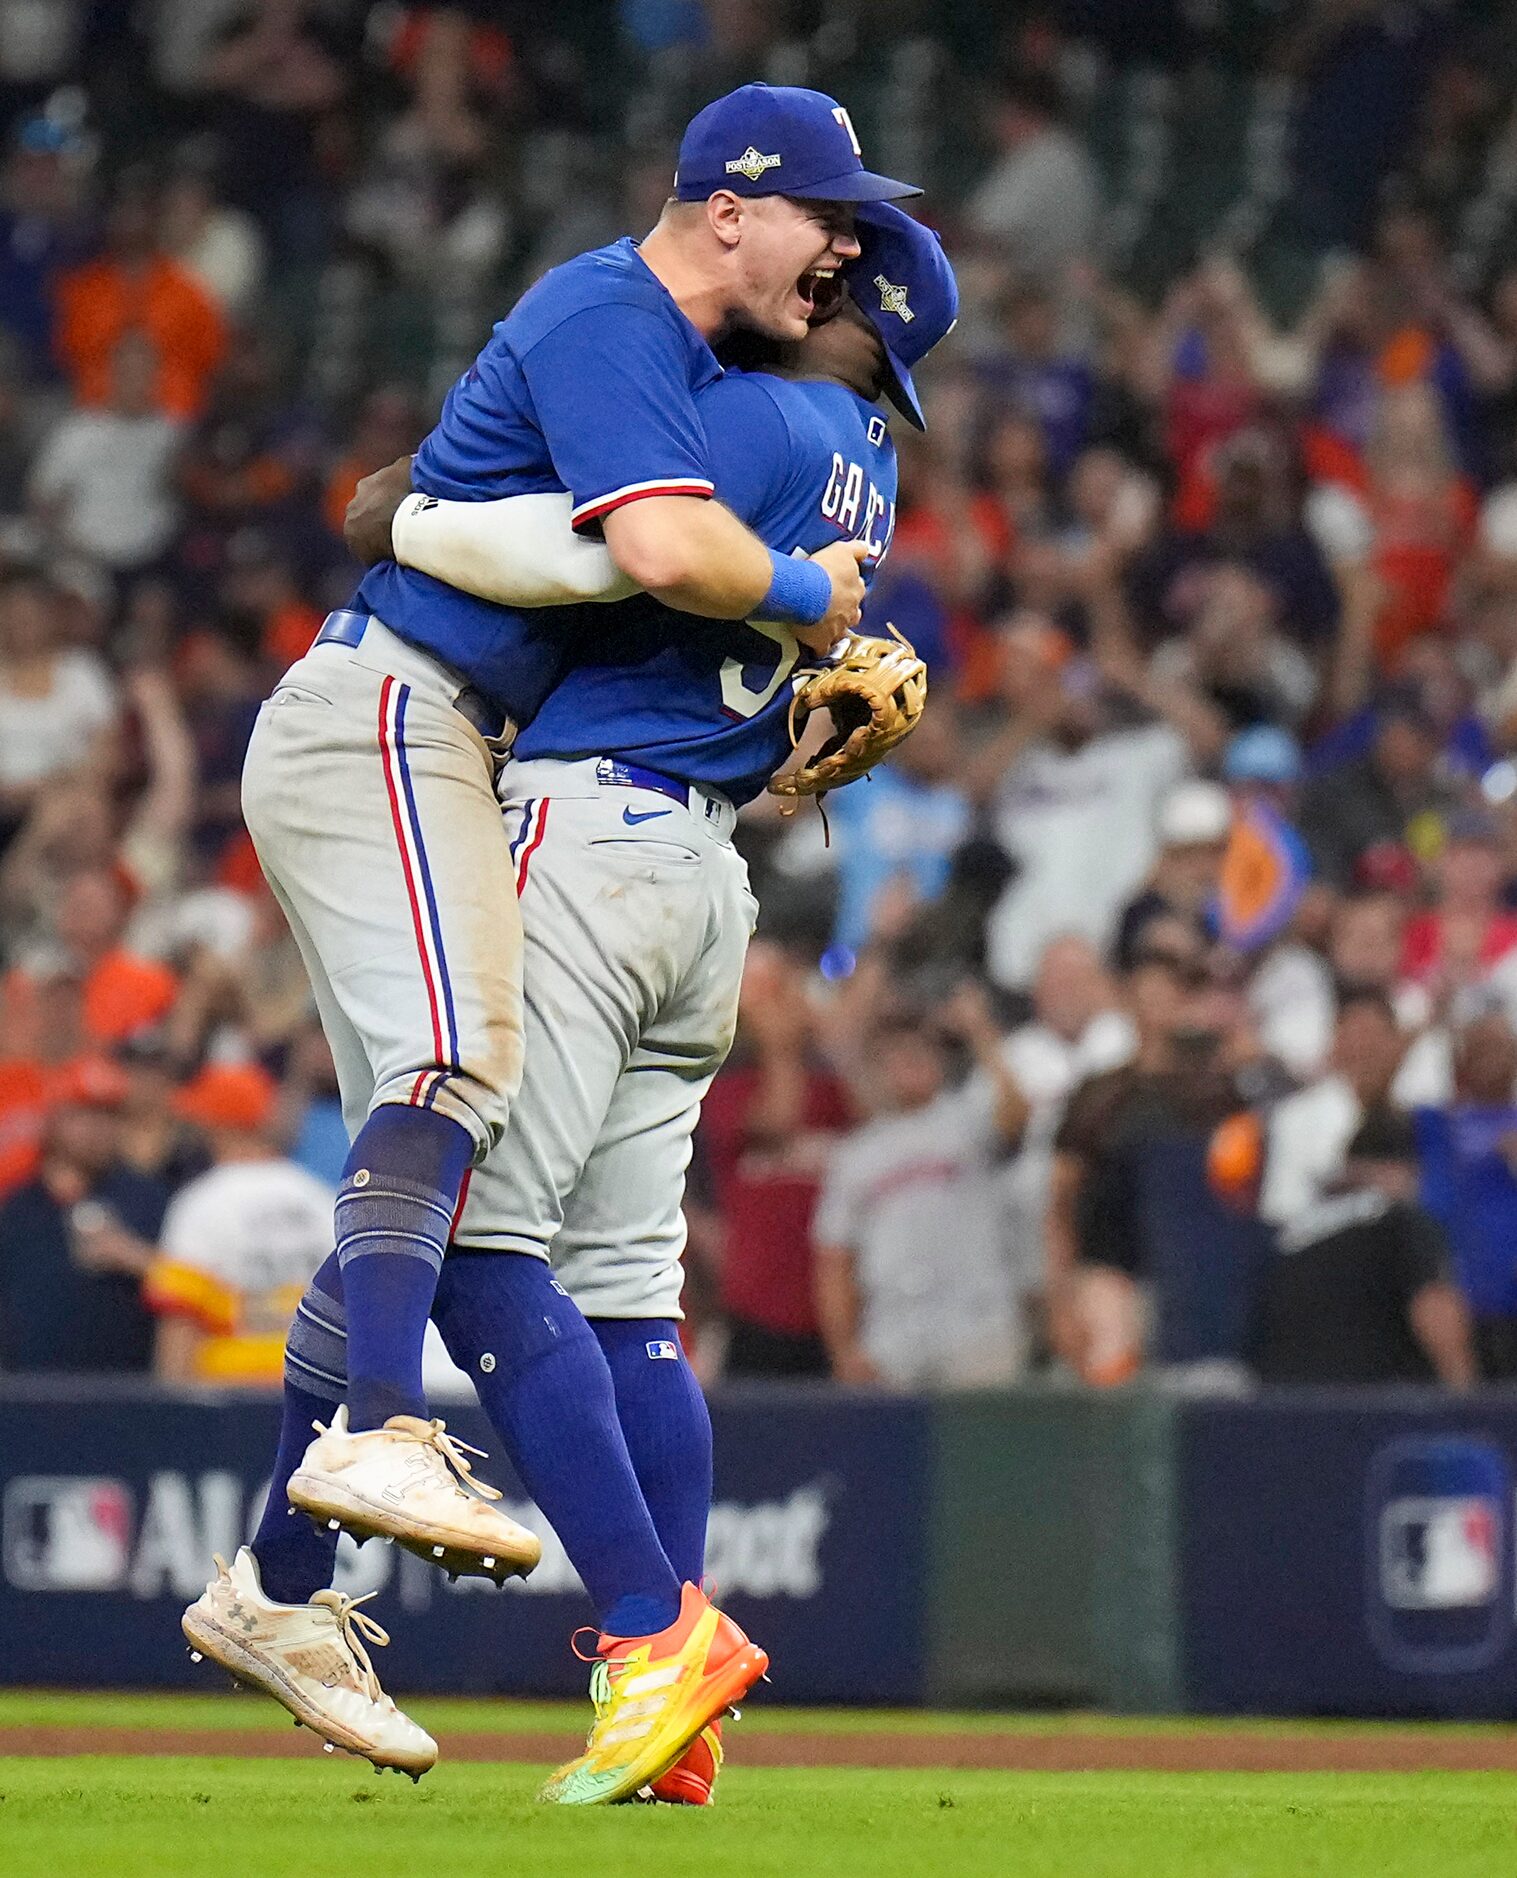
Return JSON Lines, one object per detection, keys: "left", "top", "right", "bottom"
{"left": 2, "top": 1696, "right": 1514, "bottom": 1878}
{"left": 6, "top": 1759, "right": 1515, "bottom": 1878}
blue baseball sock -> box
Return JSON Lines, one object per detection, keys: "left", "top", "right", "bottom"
{"left": 338, "top": 1105, "right": 473, "bottom": 1429}
{"left": 591, "top": 1319, "right": 712, "bottom": 1586}
{"left": 431, "top": 1251, "right": 682, "bottom": 1638}
{"left": 250, "top": 1252, "right": 345, "bottom": 1604}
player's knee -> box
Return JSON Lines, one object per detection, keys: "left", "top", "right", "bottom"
{"left": 434, "top": 1250, "right": 588, "bottom": 1375}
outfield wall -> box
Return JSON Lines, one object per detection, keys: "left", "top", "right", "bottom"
{"left": 4, "top": 1379, "right": 1517, "bottom": 1717}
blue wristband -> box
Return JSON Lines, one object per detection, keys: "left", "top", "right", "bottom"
{"left": 759, "top": 550, "right": 832, "bottom": 627}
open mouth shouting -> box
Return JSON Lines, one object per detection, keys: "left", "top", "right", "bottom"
{"left": 801, "top": 266, "right": 845, "bottom": 324}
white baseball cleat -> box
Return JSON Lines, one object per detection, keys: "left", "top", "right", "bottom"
{"left": 181, "top": 1547, "right": 437, "bottom": 1778}
{"left": 286, "top": 1406, "right": 542, "bottom": 1584}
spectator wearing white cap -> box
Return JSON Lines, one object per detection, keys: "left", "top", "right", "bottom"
{"left": 1114, "top": 780, "right": 1232, "bottom": 971}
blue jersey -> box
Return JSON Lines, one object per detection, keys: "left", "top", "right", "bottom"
{"left": 513, "top": 373, "right": 898, "bottom": 805}
{"left": 356, "top": 237, "right": 720, "bottom": 723}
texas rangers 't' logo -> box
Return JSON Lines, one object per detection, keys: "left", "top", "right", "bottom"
{"left": 725, "top": 146, "right": 782, "bottom": 182}
{"left": 874, "top": 275, "right": 914, "bottom": 321}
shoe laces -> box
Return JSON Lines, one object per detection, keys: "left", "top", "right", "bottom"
{"left": 314, "top": 1414, "right": 503, "bottom": 1502}
{"left": 571, "top": 1626, "right": 604, "bottom": 1668}
{"left": 415, "top": 1420, "right": 503, "bottom": 1501}
{"left": 313, "top": 1588, "right": 391, "bottom": 1703}
{"left": 576, "top": 1644, "right": 686, "bottom": 1752}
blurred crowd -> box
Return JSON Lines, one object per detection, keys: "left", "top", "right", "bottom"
{"left": 6, "top": 1, "right": 1517, "bottom": 1394}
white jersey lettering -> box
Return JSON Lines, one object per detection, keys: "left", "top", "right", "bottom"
{"left": 718, "top": 619, "right": 802, "bottom": 721}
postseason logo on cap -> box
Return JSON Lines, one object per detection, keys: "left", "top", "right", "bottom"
{"left": 726, "top": 145, "right": 782, "bottom": 183}
{"left": 874, "top": 274, "right": 914, "bottom": 322}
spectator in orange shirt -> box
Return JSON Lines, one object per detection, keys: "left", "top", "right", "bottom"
{"left": 1309, "top": 386, "right": 1477, "bottom": 672}
{"left": 3, "top": 865, "right": 178, "bottom": 1050}
{"left": 54, "top": 176, "right": 227, "bottom": 422}
{"left": 0, "top": 965, "right": 89, "bottom": 1200}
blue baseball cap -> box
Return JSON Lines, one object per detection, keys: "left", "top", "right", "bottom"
{"left": 845, "top": 203, "right": 958, "bottom": 430}
{"left": 1222, "top": 724, "right": 1303, "bottom": 786}
{"left": 15, "top": 116, "right": 82, "bottom": 158}
{"left": 674, "top": 84, "right": 920, "bottom": 204}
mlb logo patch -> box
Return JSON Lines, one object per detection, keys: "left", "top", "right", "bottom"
{"left": 646, "top": 1340, "right": 679, "bottom": 1361}
{"left": 1365, "top": 1436, "right": 1511, "bottom": 1673}
{"left": 3, "top": 1476, "right": 132, "bottom": 1591}
{"left": 1381, "top": 1497, "right": 1499, "bottom": 1609}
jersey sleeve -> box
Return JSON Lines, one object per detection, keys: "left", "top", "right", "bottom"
{"left": 390, "top": 489, "right": 638, "bottom": 605}
{"left": 520, "top": 303, "right": 716, "bottom": 532}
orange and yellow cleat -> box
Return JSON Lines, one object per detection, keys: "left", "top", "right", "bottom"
{"left": 539, "top": 1584, "right": 764, "bottom": 1806}
{"left": 648, "top": 1717, "right": 723, "bottom": 1805}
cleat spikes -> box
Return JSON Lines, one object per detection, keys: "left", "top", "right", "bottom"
{"left": 328, "top": 1519, "right": 341, "bottom": 1532}
{"left": 432, "top": 1545, "right": 445, "bottom": 1558}
{"left": 293, "top": 1719, "right": 303, "bottom": 1729}
{"left": 482, "top": 1557, "right": 495, "bottom": 1570}
{"left": 323, "top": 1742, "right": 336, "bottom": 1754}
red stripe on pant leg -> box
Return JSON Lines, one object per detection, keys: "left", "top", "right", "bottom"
{"left": 409, "top": 1070, "right": 432, "bottom": 1106}
{"left": 377, "top": 673, "right": 446, "bottom": 1065}
{"left": 449, "top": 1166, "right": 473, "bottom": 1237}
{"left": 515, "top": 798, "right": 550, "bottom": 894}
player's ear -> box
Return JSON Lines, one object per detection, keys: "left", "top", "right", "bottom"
{"left": 705, "top": 190, "right": 745, "bottom": 251}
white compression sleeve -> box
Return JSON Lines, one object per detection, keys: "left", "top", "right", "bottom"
{"left": 389, "top": 490, "right": 641, "bottom": 606}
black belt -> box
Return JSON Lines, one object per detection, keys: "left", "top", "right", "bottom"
{"left": 314, "top": 610, "right": 509, "bottom": 742}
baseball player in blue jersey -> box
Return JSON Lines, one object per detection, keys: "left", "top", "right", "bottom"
{"left": 185, "top": 206, "right": 956, "bottom": 1799}
{"left": 221, "top": 83, "right": 916, "bottom": 1603}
